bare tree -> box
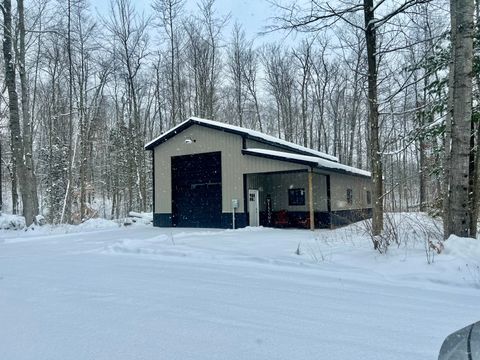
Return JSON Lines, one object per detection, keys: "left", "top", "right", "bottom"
{"left": 183, "top": 0, "right": 227, "bottom": 119}
{"left": 105, "top": 0, "right": 150, "bottom": 212}
{"left": 311, "top": 39, "right": 330, "bottom": 153}
{"left": 272, "top": 0, "right": 432, "bottom": 239}
{"left": 293, "top": 39, "right": 313, "bottom": 147}
{"left": 444, "top": 0, "right": 474, "bottom": 238}
{"left": 2, "top": 0, "right": 39, "bottom": 226}
{"left": 152, "top": 0, "right": 184, "bottom": 126}
{"left": 242, "top": 41, "right": 263, "bottom": 131}
{"left": 227, "top": 22, "right": 247, "bottom": 127}
{"left": 262, "top": 44, "right": 296, "bottom": 141}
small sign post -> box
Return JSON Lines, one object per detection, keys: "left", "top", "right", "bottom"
{"left": 231, "top": 199, "right": 239, "bottom": 229}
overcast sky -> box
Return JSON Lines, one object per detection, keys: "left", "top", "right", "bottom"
{"left": 93, "top": 0, "right": 284, "bottom": 44}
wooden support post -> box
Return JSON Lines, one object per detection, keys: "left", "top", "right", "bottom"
{"left": 326, "top": 175, "right": 332, "bottom": 229}
{"left": 308, "top": 168, "right": 314, "bottom": 231}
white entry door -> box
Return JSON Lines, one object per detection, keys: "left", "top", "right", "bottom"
{"left": 248, "top": 189, "right": 260, "bottom": 226}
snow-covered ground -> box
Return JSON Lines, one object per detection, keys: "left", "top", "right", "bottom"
{"left": 0, "top": 213, "right": 479, "bottom": 360}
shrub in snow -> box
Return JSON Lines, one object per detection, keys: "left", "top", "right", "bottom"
{"left": 35, "top": 215, "right": 46, "bottom": 226}
{"left": 128, "top": 211, "right": 153, "bottom": 221}
{"left": 363, "top": 212, "right": 444, "bottom": 262}
{"left": 0, "top": 214, "right": 26, "bottom": 230}
{"left": 306, "top": 236, "right": 327, "bottom": 263}
{"left": 125, "top": 212, "right": 153, "bottom": 225}
{"left": 364, "top": 213, "right": 400, "bottom": 254}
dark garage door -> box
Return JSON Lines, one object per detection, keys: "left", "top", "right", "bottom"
{"left": 171, "top": 152, "right": 222, "bottom": 227}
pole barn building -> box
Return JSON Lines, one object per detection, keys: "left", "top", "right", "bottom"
{"left": 145, "top": 117, "right": 372, "bottom": 230}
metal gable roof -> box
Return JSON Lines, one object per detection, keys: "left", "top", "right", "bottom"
{"left": 145, "top": 117, "right": 339, "bottom": 163}
{"left": 242, "top": 148, "right": 371, "bottom": 178}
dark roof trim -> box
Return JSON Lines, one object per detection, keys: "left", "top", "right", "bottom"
{"left": 145, "top": 120, "right": 195, "bottom": 150}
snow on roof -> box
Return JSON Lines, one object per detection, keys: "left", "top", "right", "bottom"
{"left": 145, "top": 117, "right": 339, "bottom": 163}
{"left": 243, "top": 148, "right": 371, "bottom": 178}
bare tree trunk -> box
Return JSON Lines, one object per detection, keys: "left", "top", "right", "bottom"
{"left": 153, "top": 0, "right": 184, "bottom": 126}
{"left": 17, "top": 0, "right": 39, "bottom": 221}
{"left": 10, "top": 162, "right": 18, "bottom": 214}
{"left": 469, "top": 119, "right": 477, "bottom": 235}
{"left": 169, "top": 8, "right": 176, "bottom": 125}
{"left": 228, "top": 23, "right": 246, "bottom": 127}
{"left": 293, "top": 41, "right": 311, "bottom": 147}
{"left": 470, "top": 119, "right": 480, "bottom": 236}
{"left": 348, "top": 51, "right": 361, "bottom": 166}
{"left": 416, "top": 64, "right": 427, "bottom": 212}
{"left": 241, "top": 39, "right": 262, "bottom": 131}
{"left": 0, "top": 143, "right": 2, "bottom": 213}
{"left": 469, "top": 1, "right": 480, "bottom": 236}
{"left": 61, "top": 0, "right": 74, "bottom": 224}
{"left": 445, "top": 0, "right": 474, "bottom": 238}
{"left": 364, "top": 0, "right": 383, "bottom": 237}
{"left": 443, "top": 0, "right": 456, "bottom": 236}
{"left": 2, "top": 0, "right": 37, "bottom": 226}
{"left": 79, "top": 124, "right": 87, "bottom": 221}
{"left": 78, "top": 28, "right": 87, "bottom": 222}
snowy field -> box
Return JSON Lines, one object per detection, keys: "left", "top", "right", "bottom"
{"left": 1, "top": 213, "right": 479, "bottom": 360}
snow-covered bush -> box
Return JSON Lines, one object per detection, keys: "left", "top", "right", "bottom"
{"left": 124, "top": 212, "right": 153, "bottom": 226}
{"left": 364, "top": 213, "right": 401, "bottom": 254}
{"left": 364, "top": 212, "right": 444, "bottom": 261}
{"left": 0, "top": 214, "right": 26, "bottom": 230}
{"left": 35, "top": 215, "right": 46, "bottom": 226}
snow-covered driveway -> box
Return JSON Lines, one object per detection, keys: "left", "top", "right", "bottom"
{"left": 0, "top": 221, "right": 479, "bottom": 360}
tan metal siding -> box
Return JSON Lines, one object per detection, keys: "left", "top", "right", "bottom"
{"left": 313, "top": 173, "right": 328, "bottom": 211}
{"left": 246, "top": 172, "right": 327, "bottom": 212}
{"left": 245, "top": 139, "right": 304, "bottom": 155}
{"left": 242, "top": 155, "right": 309, "bottom": 174}
{"left": 274, "top": 172, "right": 327, "bottom": 212}
{"left": 269, "top": 172, "right": 308, "bottom": 211}
{"left": 154, "top": 124, "right": 309, "bottom": 213}
{"left": 246, "top": 173, "right": 269, "bottom": 212}
{"left": 329, "top": 173, "right": 372, "bottom": 210}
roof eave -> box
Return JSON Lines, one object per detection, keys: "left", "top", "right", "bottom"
{"left": 241, "top": 149, "right": 318, "bottom": 168}
{"left": 144, "top": 119, "right": 194, "bottom": 150}
{"left": 144, "top": 118, "right": 338, "bottom": 162}
{"left": 242, "top": 149, "right": 371, "bottom": 179}
{"left": 314, "top": 166, "right": 371, "bottom": 179}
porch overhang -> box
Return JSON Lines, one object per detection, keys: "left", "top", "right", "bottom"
{"left": 241, "top": 148, "right": 318, "bottom": 168}
{"left": 241, "top": 148, "right": 371, "bottom": 179}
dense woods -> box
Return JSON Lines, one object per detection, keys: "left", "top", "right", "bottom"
{"left": 0, "top": 0, "right": 477, "bottom": 240}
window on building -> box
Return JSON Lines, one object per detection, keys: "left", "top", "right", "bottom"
{"left": 366, "top": 190, "right": 372, "bottom": 205}
{"left": 347, "top": 188, "right": 353, "bottom": 205}
{"left": 288, "top": 188, "right": 305, "bottom": 206}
